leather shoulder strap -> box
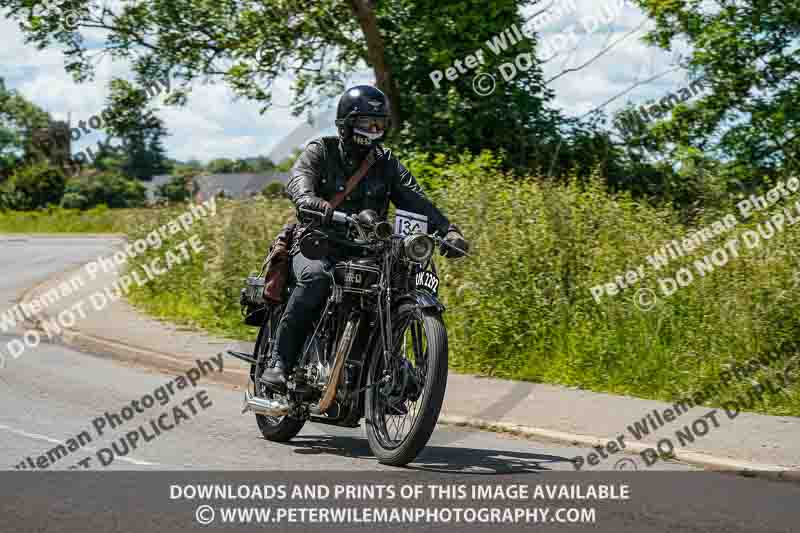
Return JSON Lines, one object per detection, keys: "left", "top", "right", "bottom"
{"left": 329, "top": 148, "right": 379, "bottom": 209}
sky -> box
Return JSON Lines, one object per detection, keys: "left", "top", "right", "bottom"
{"left": 0, "top": 0, "right": 695, "bottom": 164}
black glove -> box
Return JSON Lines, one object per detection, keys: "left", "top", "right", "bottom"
{"left": 297, "top": 196, "right": 332, "bottom": 225}
{"left": 441, "top": 224, "right": 469, "bottom": 258}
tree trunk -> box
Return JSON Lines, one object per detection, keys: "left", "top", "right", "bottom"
{"left": 348, "top": 0, "right": 401, "bottom": 130}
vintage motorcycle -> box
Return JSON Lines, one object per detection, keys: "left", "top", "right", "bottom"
{"left": 227, "top": 208, "right": 460, "bottom": 466}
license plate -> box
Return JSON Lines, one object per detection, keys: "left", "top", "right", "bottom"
{"left": 415, "top": 270, "right": 440, "bottom": 294}
{"left": 394, "top": 209, "right": 428, "bottom": 236}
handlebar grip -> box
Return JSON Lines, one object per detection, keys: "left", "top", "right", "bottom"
{"left": 298, "top": 207, "right": 349, "bottom": 225}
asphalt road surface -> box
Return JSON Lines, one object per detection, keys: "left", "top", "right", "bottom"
{"left": 1, "top": 236, "right": 798, "bottom": 533}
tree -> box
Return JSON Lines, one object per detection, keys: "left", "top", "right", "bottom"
{"left": 0, "top": 77, "right": 64, "bottom": 178}
{"left": 632, "top": 0, "right": 800, "bottom": 183}
{"left": 250, "top": 156, "right": 276, "bottom": 172}
{"left": 2, "top": 161, "right": 66, "bottom": 209}
{"left": 170, "top": 157, "right": 204, "bottom": 176}
{"left": 64, "top": 172, "right": 147, "bottom": 208}
{"left": 207, "top": 158, "right": 236, "bottom": 174}
{"left": 0, "top": 0, "right": 585, "bottom": 172}
{"left": 155, "top": 174, "right": 193, "bottom": 203}
{"left": 380, "top": 0, "right": 567, "bottom": 170}
{"left": 101, "top": 79, "right": 171, "bottom": 180}
{"left": 0, "top": 122, "right": 18, "bottom": 181}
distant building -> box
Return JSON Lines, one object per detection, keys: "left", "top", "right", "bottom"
{"left": 193, "top": 171, "right": 290, "bottom": 202}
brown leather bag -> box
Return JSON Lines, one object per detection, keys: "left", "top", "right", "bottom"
{"left": 262, "top": 221, "right": 296, "bottom": 303}
{"left": 261, "top": 149, "right": 378, "bottom": 304}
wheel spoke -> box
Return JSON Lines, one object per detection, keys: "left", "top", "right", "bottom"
{"left": 391, "top": 415, "right": 403, "bottom": 442}
{"left": 370, "top": 311, "right": 432, "bottom": 450}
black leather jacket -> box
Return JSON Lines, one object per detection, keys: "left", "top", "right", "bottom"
{"left": 288, "top": 137, "right": 451, "bottom": 241}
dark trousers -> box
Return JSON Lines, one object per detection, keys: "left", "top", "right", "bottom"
{"left": 269, "top": 252, "right": 332, "bottom": 368}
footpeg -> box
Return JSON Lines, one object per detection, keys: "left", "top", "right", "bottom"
{"left": 224, "top": 350, "right": 257, "bottom": 365}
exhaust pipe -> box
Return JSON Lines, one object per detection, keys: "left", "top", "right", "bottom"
{"left": 317, "top": 318, "right": 359, "bottom": 414}
{"left": 242, "top": 391, "right": 289, "bottom": 417}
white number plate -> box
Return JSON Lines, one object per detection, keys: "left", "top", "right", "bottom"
{"left": 416, "top": 271, "right": 440, "bottom": 294}
{"left": 394, "top": 210, "right": 428, "bottom": 236}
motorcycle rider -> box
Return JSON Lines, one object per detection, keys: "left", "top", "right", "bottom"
{"left": 263, "top": 85, "right": 469, "bottom": 388}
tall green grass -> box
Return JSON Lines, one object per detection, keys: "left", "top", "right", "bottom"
{"left": 434, "top": 167, "right": 800, "bottom": 416}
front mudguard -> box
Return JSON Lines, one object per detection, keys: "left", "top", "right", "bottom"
{"left": 393, "top": 289, "right": 446, "bottom": 314}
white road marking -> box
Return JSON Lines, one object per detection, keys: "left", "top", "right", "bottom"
{"left": 0, "top": 422, "right": 161, "bottom": 467}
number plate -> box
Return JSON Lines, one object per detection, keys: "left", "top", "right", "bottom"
{"left": 394, "top": 209, "right": 428, "bottom": 236}
{"left": 415, "top": 270, "right": 440, "bottom": 295}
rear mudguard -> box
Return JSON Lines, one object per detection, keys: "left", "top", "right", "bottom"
{"left": 394, "top": 289, "right": 446, "bottom": 314}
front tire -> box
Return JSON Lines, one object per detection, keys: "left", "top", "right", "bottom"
{"left": 253, "top": 306, "right": 305, "bottom": 442}
{"left": 365, "top": 302, "right": 448, "bottom": 466}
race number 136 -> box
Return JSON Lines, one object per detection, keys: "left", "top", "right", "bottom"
{"left": 394, "top": 210, "right": 428, "bottom": 236}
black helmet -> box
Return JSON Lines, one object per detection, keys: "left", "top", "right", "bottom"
{"left": 335, "top": 85, "right": 391, "bottom": 151}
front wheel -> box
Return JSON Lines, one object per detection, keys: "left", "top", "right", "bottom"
{"left": 365, "top": 302, "right": 448, "bottom": 466}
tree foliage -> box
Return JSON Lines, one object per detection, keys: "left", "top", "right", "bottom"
{"left": 0, "top": 161, "right": 66, "bottom": 210}
{"left": 101, "top": 78, "right": 171, "bottom": 180}
{"left": 633, "top": 0, "right": 800, "bottom": 184}
{"left": 0, "top": 0, "right": 603, "bottom": 173}
{"left": 0, "top": 77, "right": 55, "bottom": 178}
{"left": 63, "top": 172, "right": 147, "bottom": 209}
{"left": 155, "top": 173, "right": 193, "bottom": 203}
{"left": 203, "top": 156, "right": 275, "bottom": 174}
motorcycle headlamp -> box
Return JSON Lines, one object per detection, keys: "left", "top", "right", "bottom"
{"left": 402, "top": 233, "right": 435, "bottom": 263}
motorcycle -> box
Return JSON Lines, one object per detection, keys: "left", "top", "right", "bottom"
{"left": 227, "top": 208, "right": 461, "bottom": 466}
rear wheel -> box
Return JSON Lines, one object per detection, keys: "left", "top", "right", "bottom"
{"left": 365, "top": 302, "right": 448, "bottom": 466}
{"left": 253, "top": 306, "right": 305, "bottom": 442}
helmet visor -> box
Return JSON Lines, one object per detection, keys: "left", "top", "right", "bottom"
{"left": 353, "top": 116, "right": 389, "bottom": 133}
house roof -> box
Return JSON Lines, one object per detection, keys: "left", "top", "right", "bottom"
{"left": 195, "top": 171, "right": 290, "bottom": 199}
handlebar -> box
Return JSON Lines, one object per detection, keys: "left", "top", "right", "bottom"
{"left": 298, "top": 207, "right": 469, "bottom": 257}
{"left": 299, "top": 207, "right": 372, "bottom": 245}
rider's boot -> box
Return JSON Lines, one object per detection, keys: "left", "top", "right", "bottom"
{"left": 261, "top": 357, "right": 288, "bottom": 391}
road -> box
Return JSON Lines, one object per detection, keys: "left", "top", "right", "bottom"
{"left": 1, "top": 236, "right": 799, "bottom": 533}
